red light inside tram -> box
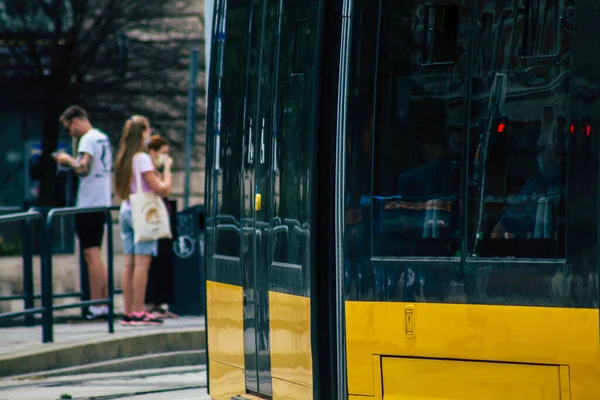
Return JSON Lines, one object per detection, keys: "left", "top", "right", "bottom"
{"left": 497, "top": 123, "right": 505, "bottom": 133}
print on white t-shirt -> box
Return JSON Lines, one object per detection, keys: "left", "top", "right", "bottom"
{"left": 76, "top": 129, "right": 113, "bottom": 208}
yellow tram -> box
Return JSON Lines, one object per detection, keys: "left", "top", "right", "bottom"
{"left": 204, "top": 0, "right": 600, "bottom": 398}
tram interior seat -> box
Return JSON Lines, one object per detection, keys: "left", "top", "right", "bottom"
{"left": 421, "top": 198, "right": 455, "bottom": 239}
{"left": 395, "top": 157, "right": 461, "bottom": 237}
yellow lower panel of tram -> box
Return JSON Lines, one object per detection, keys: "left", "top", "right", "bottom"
{"left": 346, "top": 302, "right": 599, "bottom": 400}
{"left": 382, "top": 357, "right": 563, "bottom": 400}
{"left": 349, "top": 397, "right": 375, "bottom": 400}
{"left": 269, "top": 291, "right": 313, "bottom": 390}
{"left": 206, "top": 281, "right": 244, "bottom": 368}
{"left": 272, "top": 377, "right": 313, "bottom": 400}
{"left": 206, "top": 280, "right": 245, "bottom": 399}
{"left": 208, "top": 360, "right": 246, "bottom": 400}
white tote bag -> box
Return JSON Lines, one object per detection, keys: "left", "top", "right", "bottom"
{"left": 130, "top": 158, "right": 172, "bottom": 243}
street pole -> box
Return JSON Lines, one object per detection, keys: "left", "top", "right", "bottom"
{"left": 185, "top": 49, "right": 199, "bottom": 209}
{"left": 205, "top": 0, "right": 215, "bottom": 102}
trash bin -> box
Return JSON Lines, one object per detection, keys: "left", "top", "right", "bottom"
{"left": 169, "top": 205, "right": 206, "bottom": 316}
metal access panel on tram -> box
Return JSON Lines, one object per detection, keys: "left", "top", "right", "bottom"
{"left": 381, "top": 357, "right": 568, "bottom": 400}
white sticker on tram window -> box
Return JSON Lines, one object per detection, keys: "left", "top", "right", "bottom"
{"left": 215, "top": 135, "right": 220, "bottom": 171}
{"left": 248, "top": 118, "right": 254, "bottom": 164}
{"left": 260, "top": 118, "right": 266, "bottom": 165}
{"left": 215, "top": 96, "right": 222, "bottom": 132}
{"left": 273, "top": 137, "right": 277, "bottom": 172}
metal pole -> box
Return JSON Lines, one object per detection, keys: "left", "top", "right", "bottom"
{"left": 42, "top": 214, "right": 54, "bottom": 343}
{"left": 185, "top": 49, "right": 199, "bottom": 209}
{"left": 106, "top": 209, "right": 114, "bottom": 334}
{"left": 22, "top": 218, "right": 34, "bottom": 327}
{"left": 79, "top": 242, "right": 90, "bottom": 318}
{"left": 205, "top": 0, "right": 215, "bottom": 103}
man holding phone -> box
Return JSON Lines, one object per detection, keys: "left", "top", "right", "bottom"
{"left": 54, "top": 106, "right": 113, "bottom": 320}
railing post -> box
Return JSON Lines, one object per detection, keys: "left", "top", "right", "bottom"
{"left": 106, "top": 207, "right": 115, "bottom": 334}
{"left": 41, "top": 211, "right": 54, "bottom": 343}
{"left": 79, "top": 241, "right": 90, "bottom": 319}
{"left": 21, "top": 218, "right": 35, "bottom": 327}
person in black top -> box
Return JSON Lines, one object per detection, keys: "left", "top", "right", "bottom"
{"left": 144, "top": 135, "right": 178, "bottom": 318}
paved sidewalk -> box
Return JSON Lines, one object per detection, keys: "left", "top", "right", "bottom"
{"left": 0, "top": 316, "right": 205, "bottom": 358}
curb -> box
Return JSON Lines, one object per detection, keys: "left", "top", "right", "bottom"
{"left": 0, "top": 328, "right": 205, "bottom": 378}
{"left": 9, "top": 350, "right": 206, "bottom": 380}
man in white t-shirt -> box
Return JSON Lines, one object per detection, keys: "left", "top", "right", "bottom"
{"left": 54, "top": 106, "right": 113, "bottom": 320}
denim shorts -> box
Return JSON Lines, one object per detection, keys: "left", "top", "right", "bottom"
{"left": 119, "top": 208, "right": 157, "bottom": 256}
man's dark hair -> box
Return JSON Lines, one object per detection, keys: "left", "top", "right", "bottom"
{"left": 60, "top": 105, "right": 89, "bottom": 124}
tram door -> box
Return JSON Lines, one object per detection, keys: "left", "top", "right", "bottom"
{"left": 241, "top": 0, "right": 278, "bottom": 395}
{"left": 241, "top": 0, "right": 321, "bottom": 395}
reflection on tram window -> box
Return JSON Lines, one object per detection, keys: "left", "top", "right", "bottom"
{"left": 523, "top": 0, "right": 560, "bottom": 57}
{"left": 423, "top": 5, "right": 459, "bottom": 64}
{"left": 272, "top": 7, "right": 314, "bottom": 267}
{"left": 371, "top": 0, "right": 466, "bottom": 257}
{"left": 468, "top": 107, "right": 567, "bottom": 259}
{"left": 214, "top": 0, "right": 249, "bottom": 257}
{"left": 346, "top": 0, "right": 598, "bottom": 307}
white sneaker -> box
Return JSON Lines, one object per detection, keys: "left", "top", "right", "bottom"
{"left": 85, "top": 305, "right": 109, "bottom": 320}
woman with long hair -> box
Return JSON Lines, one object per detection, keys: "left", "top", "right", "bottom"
{"left": 114, "top": 116, "right": 173, "bottom": 325}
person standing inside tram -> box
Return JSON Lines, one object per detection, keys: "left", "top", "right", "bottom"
{"left": 114, "top": 116, "right": 173, "bottom": 325}
{"left": 491, "top": 127, "right": 562, "bottom": 243}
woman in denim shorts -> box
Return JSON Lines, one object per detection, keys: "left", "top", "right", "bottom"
{"left": 114, "top": 116, "right": 173, "bottom": 325}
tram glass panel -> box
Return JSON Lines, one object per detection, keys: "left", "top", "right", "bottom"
{"left": 350, "top": 0, "right": 599, "bottom": 307}
{"left": 272, "top": 21, "right": 311, "bottom": 270}
{"left": 467, "top": 0, "right": 565, "bottom": 260}
{"left": 371, "top": 1, "right": 465, "bottom": 257}
{"left": 213, "top": 0, "right": 249, "bottom": 258}
{"left": 462, "top": 0, "right": 599, "bottom": 308}
{"left": 343, "top": 0, "right": 380, "bottom": 300}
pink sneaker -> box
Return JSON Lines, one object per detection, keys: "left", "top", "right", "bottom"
{"left": 130, "top": 311, "right": 163, "bottom": 325}
{"left": 120, "top": 314, "right": 134, "bottom": 326}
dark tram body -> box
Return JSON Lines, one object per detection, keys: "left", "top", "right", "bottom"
{"left": 204, "top": 0, "right": 600, "bottom": 398}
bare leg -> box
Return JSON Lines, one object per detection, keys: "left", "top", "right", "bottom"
{"left": 132, "top": 255, "right": 152, "bottom": 313}
{"left": 121, "top": 255, "right": 135, "bottom": 315}
{"left": 83, "top": 247, "right": 108, "bottom": 300}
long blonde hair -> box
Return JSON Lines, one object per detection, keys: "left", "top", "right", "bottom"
{"left": 114, "top": 116, "right": 150, "bottom": 200}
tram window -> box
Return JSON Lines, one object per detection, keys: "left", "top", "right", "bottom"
{"left": 468, "top": 107, "right": 567, "bottom": 259}
{"left": 523, "top": 0, "right": 560, "bottom": 57}
{"left": 423, "top": 5, "right": 459, "bottom": 65}
{"left": 213, "top": 0, "right": 249, "bottom": 257}
{"left": 371, "top": 0, "right": 466, "bottom": 257}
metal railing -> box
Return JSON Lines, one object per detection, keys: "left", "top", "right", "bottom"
{"left": 0, "top": 207, "right": 23, "bottom": 214}
{"left": 0, "top": 205, "right": 119, "bottom": 343}
{"left": 42, "top": 206, "right": 116, "bottom": 343}
{"left": 0, "top": 210, "right": 45, "bottom": 328}
{"left": 29, "top": 206, "right": 122, "bottom": 320}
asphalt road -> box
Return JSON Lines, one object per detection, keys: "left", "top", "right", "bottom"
{"left": 0, "top": 366, "right": 210, "bottom": 400}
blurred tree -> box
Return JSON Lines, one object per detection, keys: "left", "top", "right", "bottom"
{"left": 0, "top": 0, "right": 203, "bottom": 206}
